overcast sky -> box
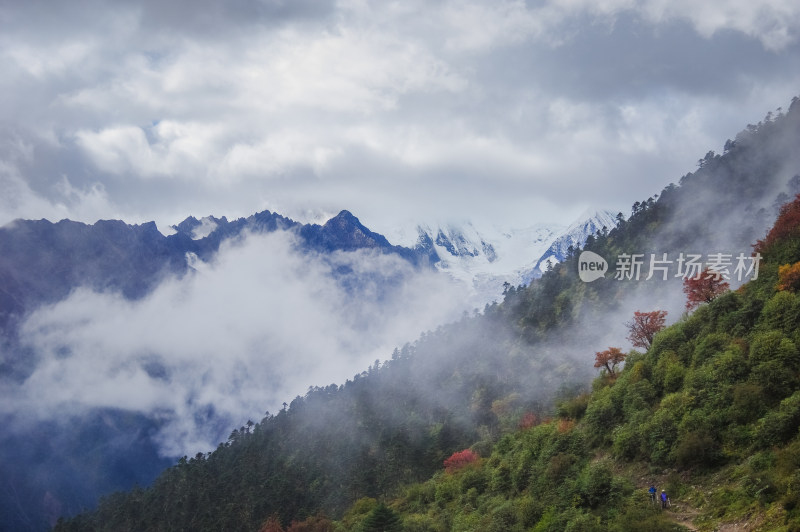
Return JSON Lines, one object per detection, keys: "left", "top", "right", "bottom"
{"left": 2, "top": 0, "right": 799, "bottom": 239}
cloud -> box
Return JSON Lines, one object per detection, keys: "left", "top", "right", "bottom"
{"left": 1, "top": 0, "right": 799, "bottom": 236}
{"left": 2, "top": 231, "right": 470, "bottom": 456}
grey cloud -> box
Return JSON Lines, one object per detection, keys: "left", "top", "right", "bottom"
{"left": 1, "top": 0, "right": 799, "bottom": 233}
{"left": 3, "top": 230, "right": 470, "bottom": 456}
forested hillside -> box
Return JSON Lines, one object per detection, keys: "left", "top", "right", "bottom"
{"left": 54, "top": 99, "right": 800, "bottom": 531}
{"left": 334, "top": 191, "right": 800, "bottom": 532}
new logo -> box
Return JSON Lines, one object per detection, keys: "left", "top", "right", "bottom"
{"left": 578, "top": 251, "right": 608, "bottom": 282}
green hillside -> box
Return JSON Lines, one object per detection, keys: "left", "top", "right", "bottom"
{"left": 332, "top": 192, "right": 800, "bottom": 532}
{"left": 54, "top": 99, "right": 800, "bottom": 531}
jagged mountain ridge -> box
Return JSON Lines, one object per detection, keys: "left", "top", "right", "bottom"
{"left": 0, "top": 209, "right": 427, "bottom": 336}
{"left": 409, "top": 210, "right": 620, "bottom": 304}
{"left": 527, "top": 208, "right": 620, "bottom": 282}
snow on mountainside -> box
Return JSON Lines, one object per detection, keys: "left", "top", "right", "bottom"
{"left": 405, "top": 209, "right": 619, "bottom": 306}
{"left": 526, "top": 208, "right": 620, "bottom": 282}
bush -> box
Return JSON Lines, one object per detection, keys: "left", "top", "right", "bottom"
{"left": 750, "top": 330, "right": 799, "bottom": 368}
{"left": 712, "top": 343, "right": 750, "bottom": 384}
{"left": 579, "top": 462, "right": 614, "bottom": 508}
{"left": 623, "top": 379, "right": 656, "bottom": 416}
{"left": 583, "top": 387, "right": 622, "bottom": 442}
{"left": 516, "top": 495, "right": 544, "bottom": 528}
{"left": 489, "top": 460, "right": 512, "bottom": 494}
{"left": 674, "top": 430, "right": 722, "bottom": 469}
{"left": 612, "top": 423, "right": 643, "bottom": 460}
{"left": 693, "top": 332, "right": 731, "bottom": 367}
{"left": 652, "top": 350, "right": 684, "bottom": 394}
{"left": 650, "top": 326, "right": 687, "bottom": 359}
{"left": 558, "top": 393, "right": 591, "bottom": 420}
{"left": 751, "top": 359, "right": 798, "bottom": 404}
{"left": 730, "top": 383, "right": 766, "bottom": 424}
{"left": 758, "top": 391, "right": 800, "bottom": 447}
{"left": 546, "top": 453, "right": 578, "bottom": 482}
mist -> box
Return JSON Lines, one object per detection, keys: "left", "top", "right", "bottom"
{"left": 1, "top": 230, "right": 470, "bottom": 457}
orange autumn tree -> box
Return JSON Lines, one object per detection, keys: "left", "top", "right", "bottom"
{"left": 778, "top": 261, "right": 800, "bottom": 292}
{"left": 626, "top": 310, "right": 667, "bottom": 349}
{"left": 683, "top": 267, "right": 730, "bottom": 310}
{"left": 594, "top": 347, "right": 626, "bottom": 378}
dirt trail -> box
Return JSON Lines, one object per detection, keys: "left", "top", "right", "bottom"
{"left": 664, "top": 503, "right": 700, "bottom": 531}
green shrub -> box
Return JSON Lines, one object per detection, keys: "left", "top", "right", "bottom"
{"left": 674, "top": 430, "right": 722, "bottom": 469}
{"left": 563, "top": 509, "right": 604, "bottom": 532}
{"left": 578, "top": 462, "right": 614, "bottom": 508}
{"left": 758, "top": 391, "right": 800, "bottom": 447}
{"left": 693, "top": 332, "right": 731, "bottom": 367}
{"left": 650, "top": 326, "right": 687, "bottom": 359}
{"left": 759, "top": 291, "right": 800, "bottom": 335}
{"left": 653, "top": 350, "right": 684, "bottom": 394}
{"left": 402, "top": 513, "right": 442, "bottom": 532}
{"left": 459, "top": 465, "right": 488, "bottom": 494}
{"left": 612, "top": 422, "right": 643, "bottom": 460}
{"left": 546, "top": 452, "right": 578, "bottom": 482}
{"left": 583, "top": 387, "right": 622, "bottom": 442}
{"left": 751, "top": 359, "right": 798, "bottom": 404}
{"left": 489, "top": 461, "right": 512, "bottom": 494}
{"left": 516, "top": 495, "right": 544, "bottom": 528}
{"left": 622, "top": 379, "right": 657, "bottom": 418}
{"left": 712, "top": 342, "right": 750, "bottom": 384}
{"left": 558, "top": 393, "right": 591, "bottom": 420}
{"left": 489, "top": 501, "right": 518, "bottom": 531}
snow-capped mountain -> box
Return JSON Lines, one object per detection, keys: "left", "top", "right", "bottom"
{"left": 525, "top": 209, "right": 620, "bottom": 282}
{"left": 408, "top": 209, "right": 620, "bottom": 306}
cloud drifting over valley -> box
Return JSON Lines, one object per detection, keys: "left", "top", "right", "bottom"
{"left": 1, "top": 232, "right": 469, "bottom": 455}
{"left": 1, "top": 0, "right": 799, "bottom": 234}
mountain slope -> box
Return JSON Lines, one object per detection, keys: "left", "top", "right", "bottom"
{"left": 51, "top": 98, "right": 800, "bottom": 531}
{"left": 341, "top": 192, "right": 800, "bottom": 532}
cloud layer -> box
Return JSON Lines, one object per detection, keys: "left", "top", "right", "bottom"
{"left": 2, "top": 231, "right": 469, "bottom": 455}
{"left": 1, "top": 0, "right": 799, "bottom": 234}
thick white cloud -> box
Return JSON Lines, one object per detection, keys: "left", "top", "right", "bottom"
{"left": 2, "top": 231, "right": 470, "bottom": 455}
{"left": 1, "top": 0, "right": 799, "bottom": 232}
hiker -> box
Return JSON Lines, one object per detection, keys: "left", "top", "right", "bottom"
{"left": 661, "top": 489, "right": 669, "bottom": 509}
{"left": 648, "top": 485, "right": 657, "bottom": 504}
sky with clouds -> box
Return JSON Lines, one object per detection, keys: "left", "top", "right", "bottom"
{"left": 2, "top": 0, "right": 800, "bottom": 238}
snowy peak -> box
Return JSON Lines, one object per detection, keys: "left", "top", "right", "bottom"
{"left": 410, "top": 220, "right": 563, "bottom": 303}
{"left": 565, "top": 208, "right": 619, "bottom": 236}
{"left": 528, "top": 209, "right": 620, "bottom": 280}
{"left": 416, "top": 222, "right": 495, "bottom": 261}
{"left": 405, "top": 209, "right": 620, "bottom": 306}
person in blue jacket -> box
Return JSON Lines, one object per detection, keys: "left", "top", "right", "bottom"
{"left": 661, "top": 489, "right": 669, "bottom": 508}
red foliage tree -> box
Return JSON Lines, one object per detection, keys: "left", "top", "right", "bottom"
{"left": 755, "top": 193, "right": 800, "bottom": 254}
{"left": 594, "top": 347, "right": 626, "bottom": 377}
{"left": 626, "top": 310, "right": 668, "bottom": 349}
{"left": 683, "top": 267, "right": 729, "bottom": 310}
{"left": 443, "top": 449, "right": 480, "bottom": 473}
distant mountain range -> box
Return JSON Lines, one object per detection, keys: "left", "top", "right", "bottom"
{"left": 409, "top": 209, "right": 619, "bottom": 304}
{"left": 0, "top": 210, "right": 427, "bottom": 337}
{"left": 0, "top": 208, "right": 615, "bottom": 337}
